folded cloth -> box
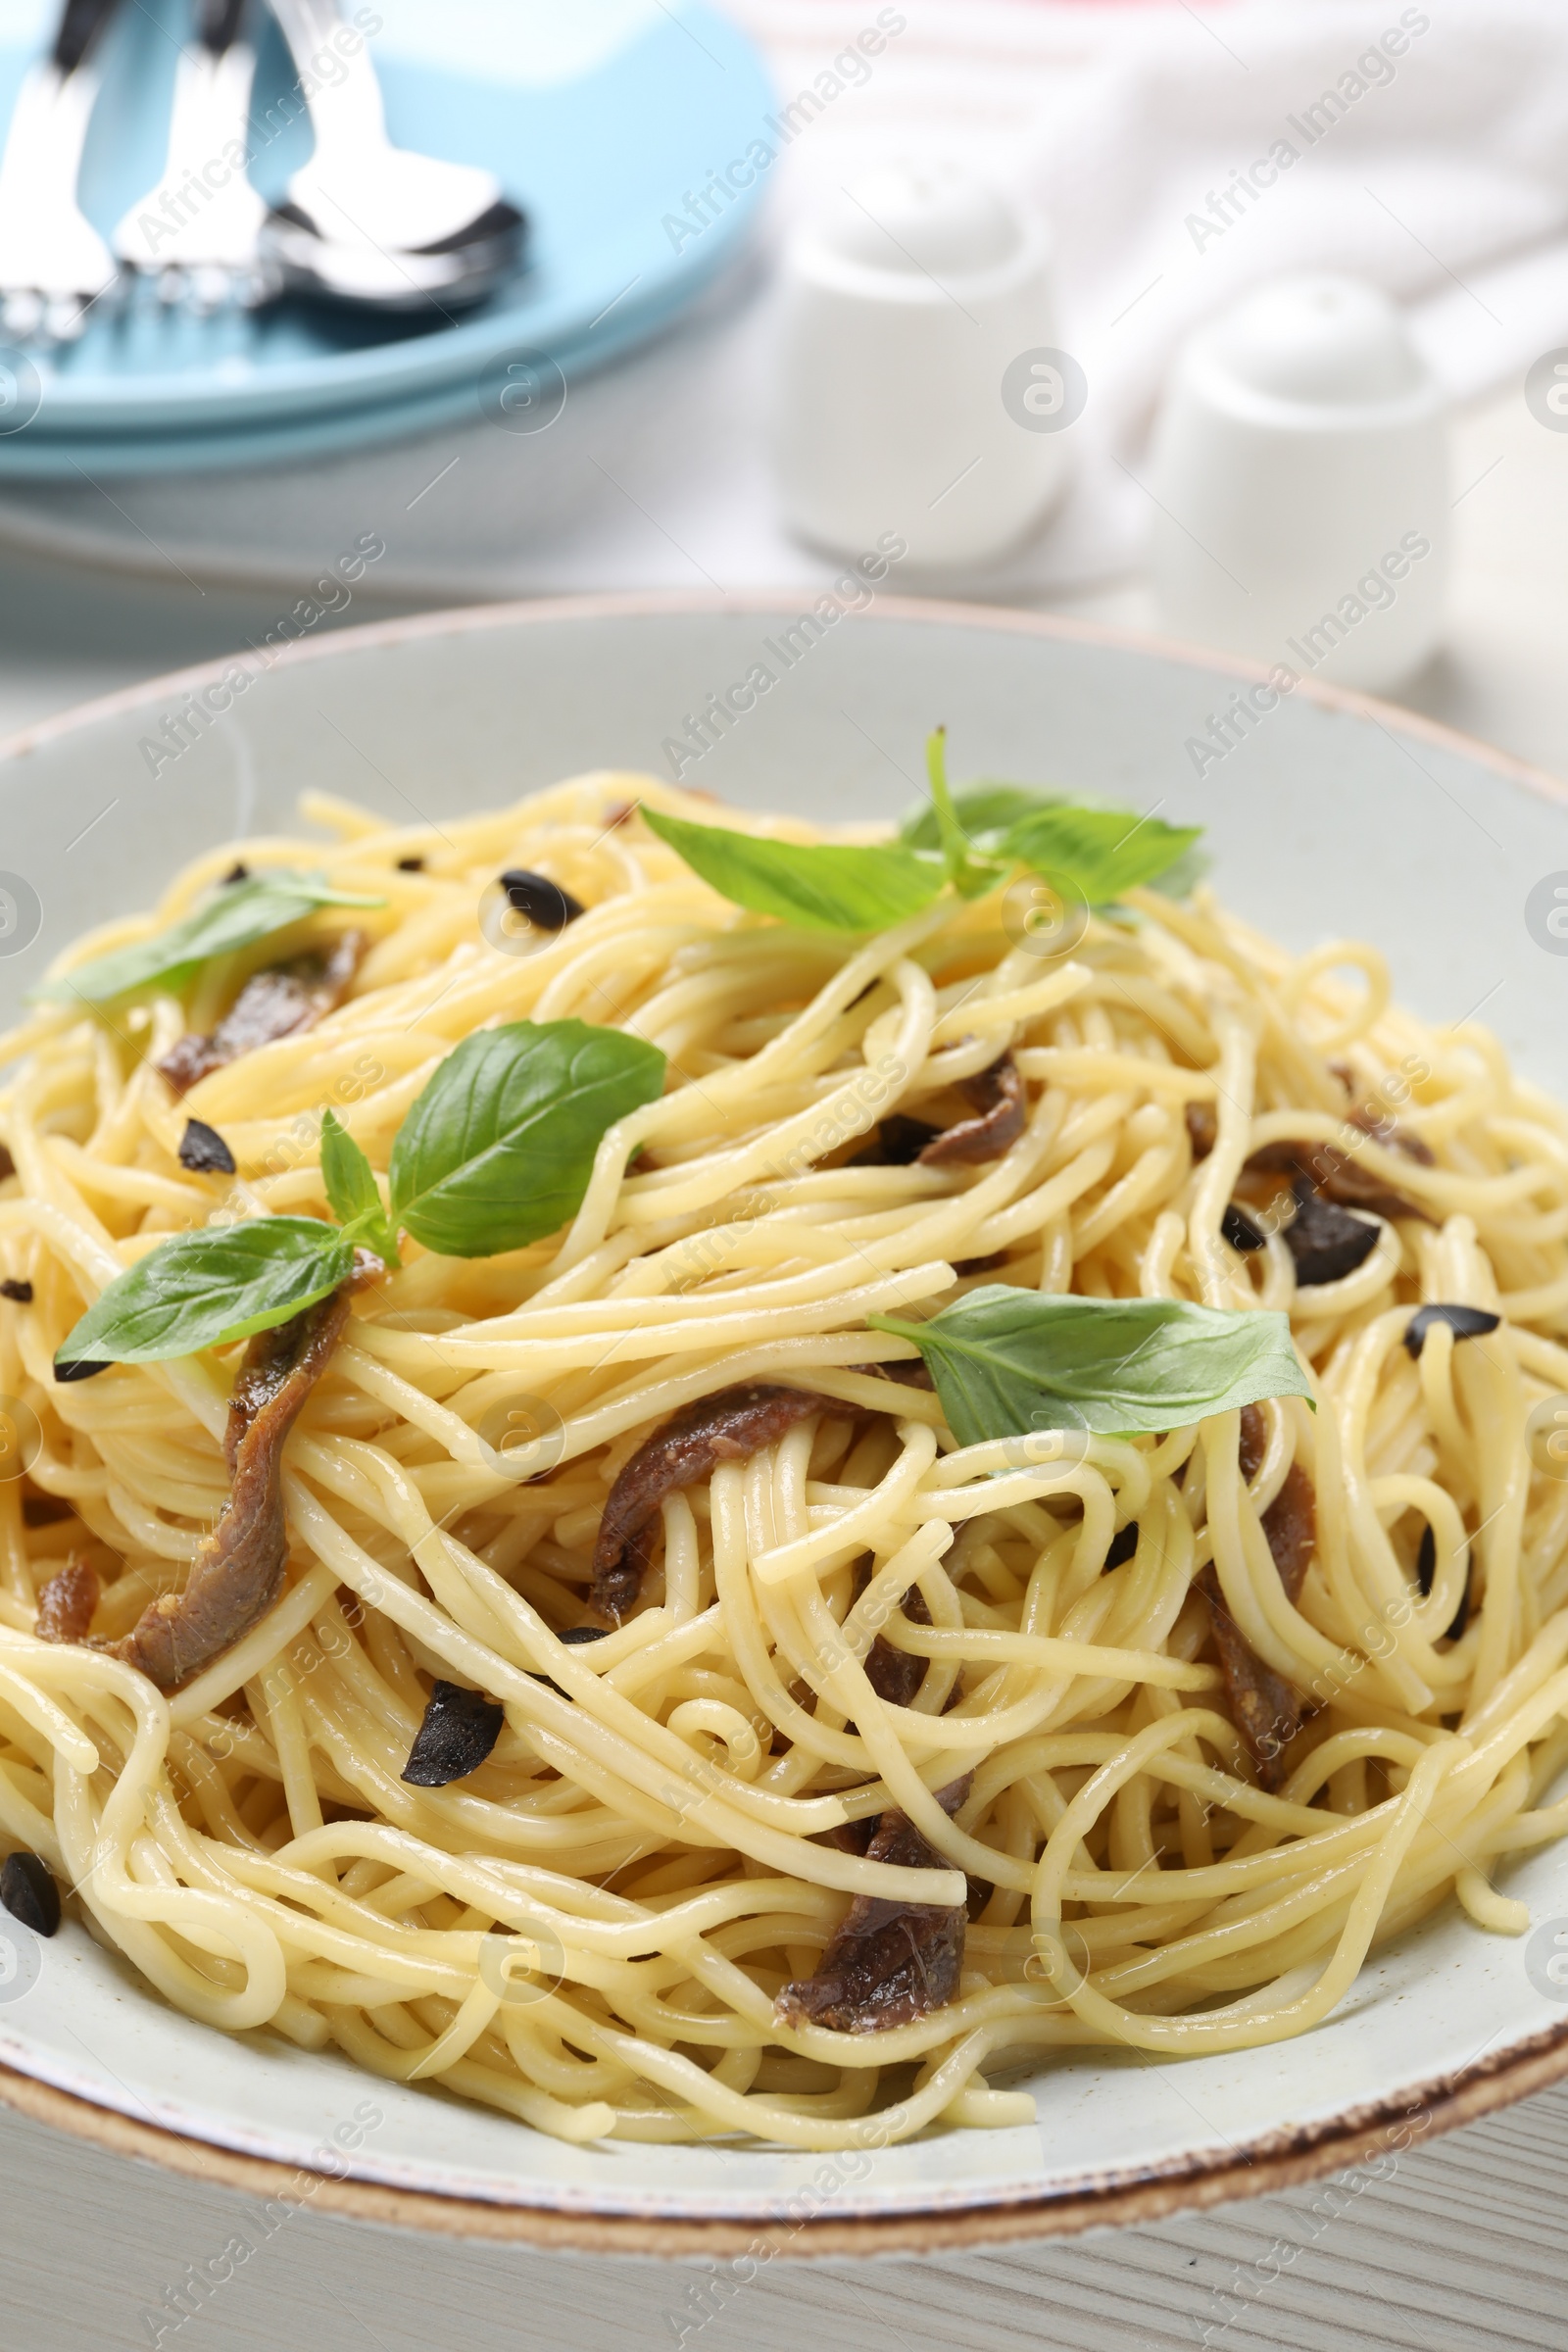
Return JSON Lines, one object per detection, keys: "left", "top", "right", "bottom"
{"left": 1019, "top": 0, "right": 1568, "bottom": 429}
{"left": 734, "top": 0, "right": 1568, "bottom": 584}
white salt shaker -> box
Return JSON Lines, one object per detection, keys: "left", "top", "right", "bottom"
{"left": 1148, "top": 275, "right": 1448, "bottom": 692}
{"left": 770, "top": 162, "right": 1076, "bottom": 571}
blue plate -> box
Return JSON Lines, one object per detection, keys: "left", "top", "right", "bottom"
{"left": 0, "top": 265, "right": 738, "bottom": 475}
{"left": 0, "top": 0, "right": 772, "bottom": 467}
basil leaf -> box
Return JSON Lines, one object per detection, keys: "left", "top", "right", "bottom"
{"left": 900, "top": 781, "right": 1066, "bottom": 854}
{"left": 320, "top": 1109, "right": 400, "bottom": 1267}
{"left": 1144, "top": 839, "right": 1212, "bottom": 900}
{"left": 642, "top": 806, "right": 943, "bottom": 933}
{"left": 391, "top": 1020, "right": 666, "bottom": 1258}
{"left": 1000, "top": 805, "right": 1202, "bottom": 904}
{"left": 320, "top": 1109, "right": 379, "bottom": 1229}
{"left": 867, "top": 1287, "right": 1311, "bottom": 1444}
{"left": 900, "top": 766, "right": 1200, "bottom": 903}
{"left": 55, "top": 1219, "right": 355, "bottom": 1368}
{"left": 34, "top": 871, "right": 384, "bottom": 1004}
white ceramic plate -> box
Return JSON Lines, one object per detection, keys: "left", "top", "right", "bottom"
{"left": 2, "top": 594, "right": 1567, "bottom": 2254}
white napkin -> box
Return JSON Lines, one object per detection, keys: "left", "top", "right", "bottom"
{"left": 1023, "top": 0, "right": 1568, "bottom": 422}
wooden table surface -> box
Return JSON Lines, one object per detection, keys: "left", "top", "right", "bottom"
{"left": 3, "top": 384, "right": 1567, "bottom": 2350}
{"left": 1, "top": 2080, "right": 1564, "bottom": 2352}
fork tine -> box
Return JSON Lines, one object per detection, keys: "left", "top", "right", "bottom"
{"left": 44, "top": 293, "right": 88, "bottom": 342}
{"left": 2, "top": 291, "right": 43, "bottom": 340}
{"left": 50, "top": 0, "right": 123, "bottom": 75}
{"left": 111, "top": 0, "right": 266, "bottom": 307}
{"left": 0, "top": 0, "right": 126, "bottom": 344}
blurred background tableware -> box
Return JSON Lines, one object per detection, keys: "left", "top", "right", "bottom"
{"left": 112, "top": 0, "right": 272, "bottom": 314}
{"left": 0, "top": 0, "right": 1562, "bottom": 763}
{"left": 0, "top": 0, "right": 770, "bottom": 473}
{"left": 3, "top": 0, "right": 1567, "bottom": 787}
{"left": 261, "top": 0, "right": 525, "bottom": 312}
{"left": 770, "top": 160, "right": 1073, "bottom": 571}
{"left": 1147, "top": 274, "right": 1450, "bottom": 691}
{"left": 0, "top": 0, "right": 122, "bottom": 342}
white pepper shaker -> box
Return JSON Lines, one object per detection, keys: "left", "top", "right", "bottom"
{"left": 1148, "top": 275, "right": 1448, "bottom": 692}
{"left": 770, "top": 161, "right": 1076, "bottom": 571}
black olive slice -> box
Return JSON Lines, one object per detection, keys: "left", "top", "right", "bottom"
{"left": 1415, "top": 1523, "right": 1471, "bottom": 1639}
{"left": 1103, "top": 1523, "right": 1140, "bottom": 1571}
{"left": 1285, "top": 1181, "right": 1380, "bottom": 1286}
{"left": 533, "top": 1622, "right": 612, "bottom": 1695}
{"left": 0, "top": 1278, "right": 31, "bottom": 1302}
{"left": 496, "top": 870, "right": 585, "bottom": 932}
{"left": 401, "top": 1681, "right": 506, "bottom": 1787}
{"left": 1402, "top": 1303, "right": 1500, "bottom": 1358}
{"left": 1, "top": 1851, "right": 61, "bottom": 1936}
{"left": 1221, "top": 1203, "right": 1265, "bottom": 1252}
{"left": 1446, "top": 1567, "right": 1472, "bottom": 1642}
{"left": 178, "top": 1119, "right": 237, "bottom": 1176}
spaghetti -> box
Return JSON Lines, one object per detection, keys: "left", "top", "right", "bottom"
{"left": 0, "top": 769, "right": 1566, "bottom": 2153}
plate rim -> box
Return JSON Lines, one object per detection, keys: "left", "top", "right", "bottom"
{"left": 4, "top": 584, "right": 1566, "bottom": 814}
{"left": 3, "top": 585, "right": 1567, "bottom": 2251}
{"left": 4, "top": 2016, "right": 1568, "bottom": 2256}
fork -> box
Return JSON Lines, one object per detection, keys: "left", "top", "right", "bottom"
{"left": 0, "top": 0, "right": 123, "bottom": 342}
{"left": 113, "top": 0, "right": 275, "bottom": 314}
{"left": 262, "top": 0, "right": 524, "bottom": 311}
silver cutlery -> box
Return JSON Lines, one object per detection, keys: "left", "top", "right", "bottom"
{"left": 261, "top": 0, "right": 524, "bottom": 311}
{"left": 0, "top": 0, "right": 123, "bottom": 342}
{"left": 113, "top": 0, "right": 275, "bottom": 313}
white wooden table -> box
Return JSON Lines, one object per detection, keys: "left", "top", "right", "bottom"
{"left": 1, "top": 2081, "right": 1564, "bottom": 2352}
{"left": 2, "top": 384, "right": 1567, "bottom": 2348}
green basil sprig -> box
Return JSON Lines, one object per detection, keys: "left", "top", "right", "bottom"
{"left": 641, "top": 806, "right": 942, "bottom": 933}
{"left": 389, "top": 1021, "right": 665, "bottom": 1257}
{"left": 920, "top": 725, "right": 1000, "bottom": 901}
{"left": 897, "top": 782, "right": 1057, "bottom": 853}
{"left": 899, "top": 746, "right": 1202, "bottom": 906}
{"left": 32, "top": 870, "right": 386, "bottom": 1005}
{"left": 55, "top": 1020, "right": 666, "bottom": 1369}
{"left": 645, "top": 733, "right": 1202, "bottom": 934}
{"left": 320, "top": 1109, "right": 402, "bottom": 1268}
{"left": 867, "top": 1288, "right": 1311, "bottom": 1446}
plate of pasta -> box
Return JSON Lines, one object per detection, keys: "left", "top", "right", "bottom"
{"left": 0, "top": 592, "right": 1567, "bottom": 2254}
